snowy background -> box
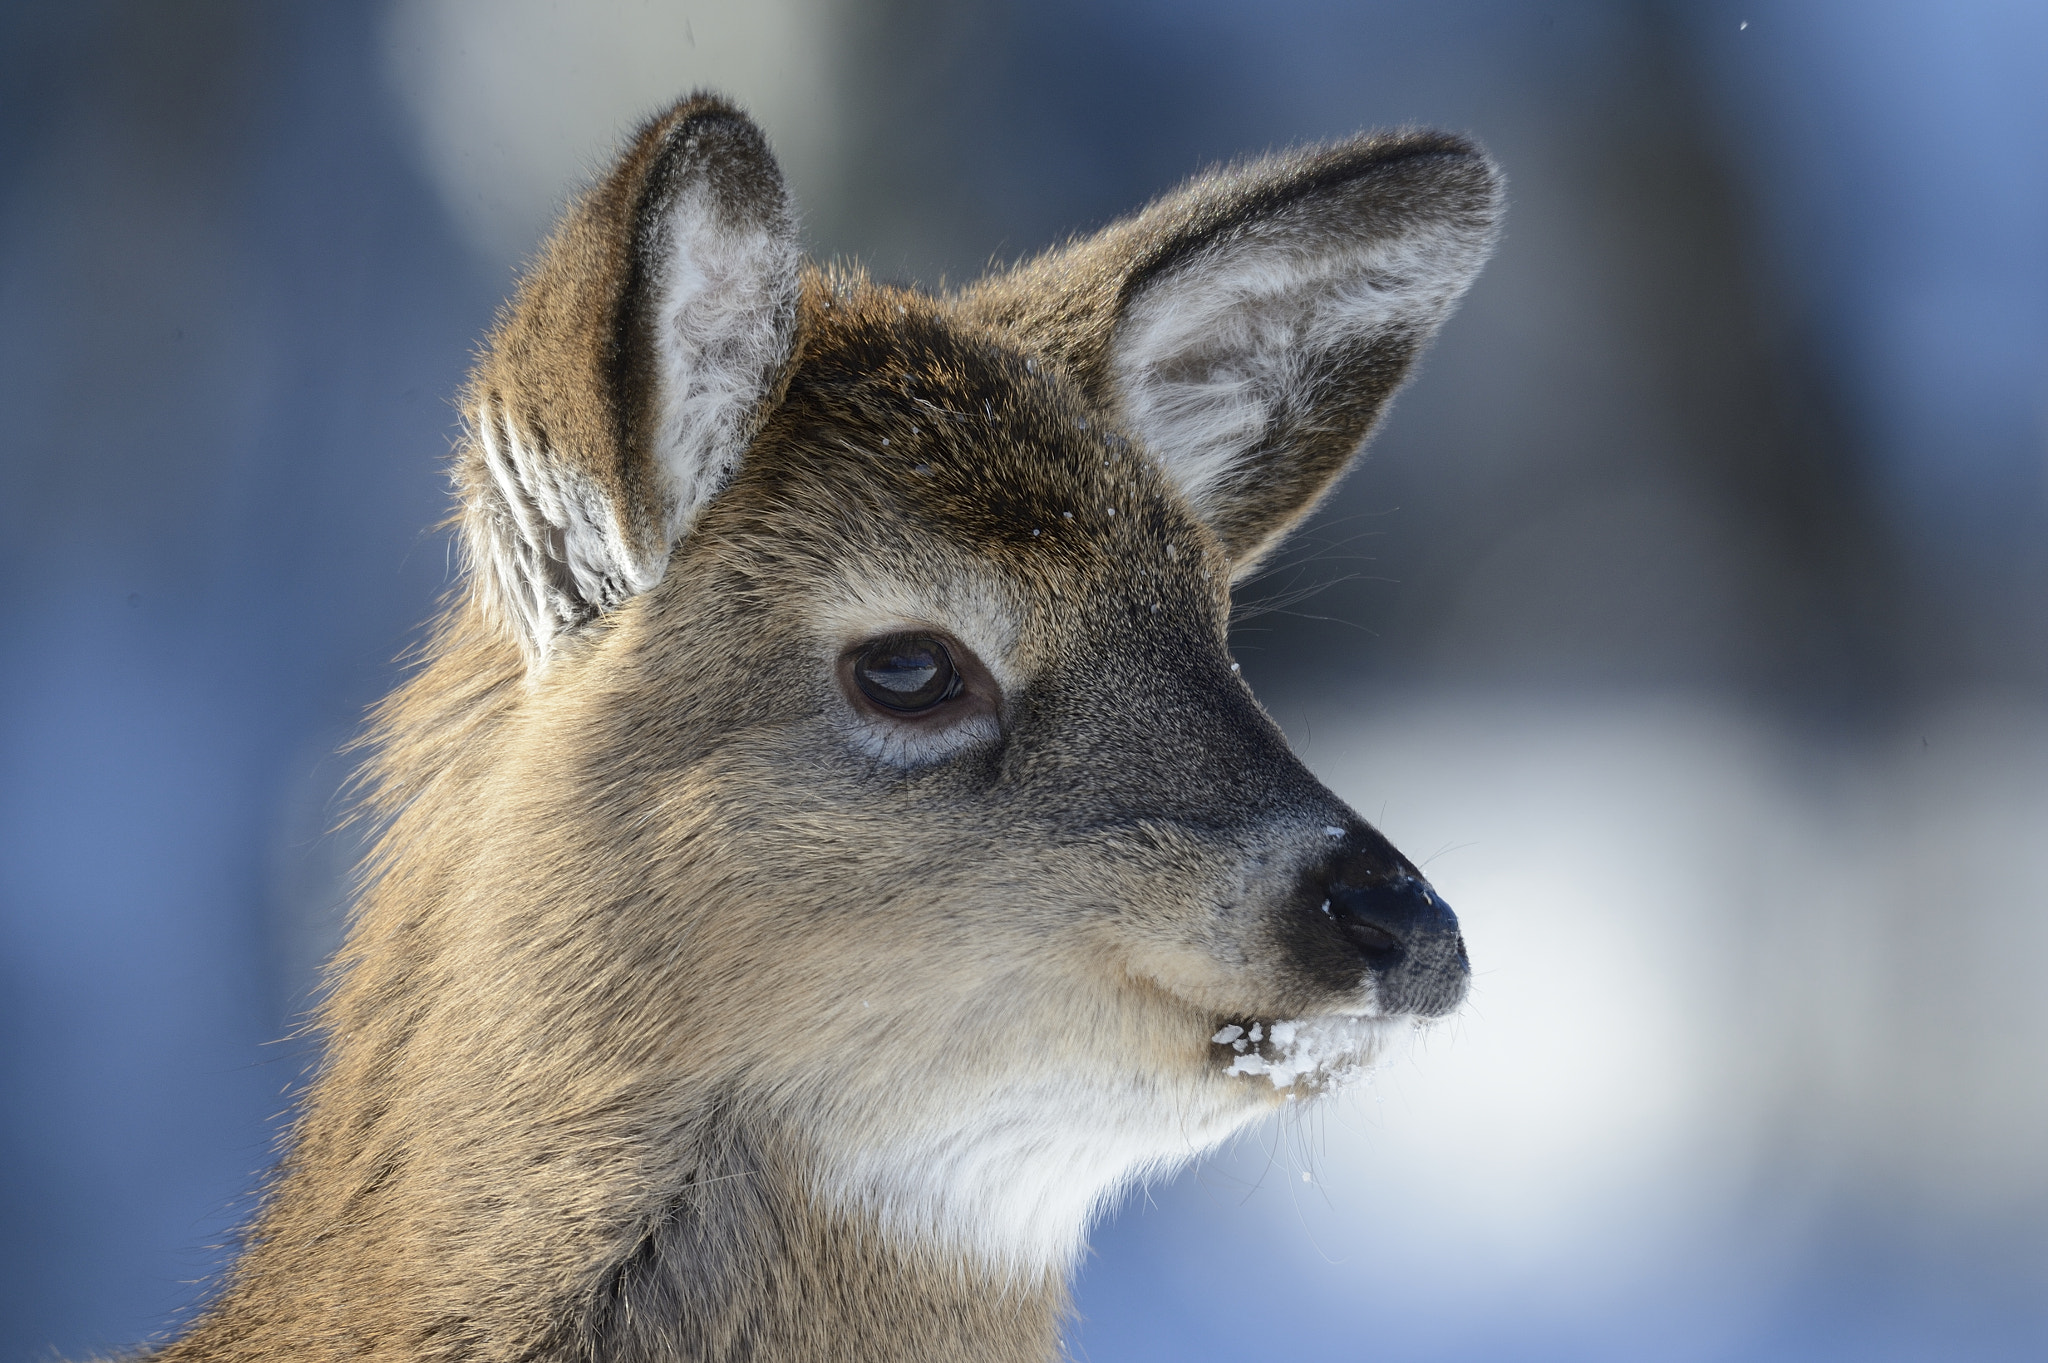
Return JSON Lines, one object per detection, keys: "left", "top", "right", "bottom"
{"left": 3, "top": 3, "right": 2045, "bottom": 1359}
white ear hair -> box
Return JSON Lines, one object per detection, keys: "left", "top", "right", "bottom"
{"left": 1107, "top": 160, "right": 1500, "bottom": 567}
{"left": 644, "top": 176, "right": 801, "bottom": 546}
{"left": 1114, "top": 227, "right": 1482, "bottom": 515}
{"left": 474, "top": 399, "right": 647, "bottom": 656}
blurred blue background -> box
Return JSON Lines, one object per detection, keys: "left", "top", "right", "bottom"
{"left": 3, "top": 2, "right": 2045, "bottom": 1359}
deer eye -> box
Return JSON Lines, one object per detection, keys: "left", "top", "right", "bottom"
{"left": 852, "top": 635, "right": 962, "bottom": 713}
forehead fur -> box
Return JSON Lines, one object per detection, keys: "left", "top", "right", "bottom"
{"left": 707, "top": 270, "right": 1234, "bottom": 634}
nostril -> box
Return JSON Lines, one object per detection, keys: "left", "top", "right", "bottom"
{"left": 1325, "top": 875, "right": 1457, "bottom": 964}
{"left": 1335, "top": 915, "right": 1405, "bottom": 970}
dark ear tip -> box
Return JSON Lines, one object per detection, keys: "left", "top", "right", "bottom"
{"left": 643, "top": 88, "right": 757, "bottom": 136}
{"left": 630, "top": 91, "right": 791, "bottom": 230}
{"left": 638, "top": 93, "right": 782, "bottom": 186}
{"left": 1339, "top": 130, "right": 1505, "bottom": 207}
{"left": 1296, "top": 134, "right": 1504, "bottom": 247}
{"left": 649, "top": 91, "right": 770, "bottom": 154}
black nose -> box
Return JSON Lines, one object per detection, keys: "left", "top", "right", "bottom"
{"left": 1320, "top": 848, "right": 1469, "bottom": 1018}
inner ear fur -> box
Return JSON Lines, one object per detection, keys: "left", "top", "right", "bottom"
{"left": 962, "top": 132, "right": 1504, "bottom": 574}
{"left": 459, "top": 94, "right": 801, "bottom": 667}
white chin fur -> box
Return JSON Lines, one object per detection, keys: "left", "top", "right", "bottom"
{"left": 809, "top": 1062, "right": 1263, "bottom": 1279}
{"left": 807, "top": 1011, "right": 1407, "bottom": 1278}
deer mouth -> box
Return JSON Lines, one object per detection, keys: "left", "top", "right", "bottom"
{"left": 1207, "top": 1014, "right": 1401, "bottom": 1095}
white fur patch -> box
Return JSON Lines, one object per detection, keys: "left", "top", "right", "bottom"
{"left": 644, "top": 178, "right": 801, "bottom": 547}
{"left": 812, "top": 572, "right": 1024, "bottom": 692}
{"left": 813, "top": 1058, "right": 1262, "bottom": 1276}
{"left": 1111, "top": 201, "right": 1495, "bottom": 550}
{"left": 807, "top": 981, "right": 1404, "bottom": 1276}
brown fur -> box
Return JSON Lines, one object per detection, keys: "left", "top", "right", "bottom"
{"left": 147, "top": 96, "right": 1501, "bottom": 1362}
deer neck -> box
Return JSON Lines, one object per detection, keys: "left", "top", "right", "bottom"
{"left": 166, "top": 1070, "right": 1069, "bottom": 1363}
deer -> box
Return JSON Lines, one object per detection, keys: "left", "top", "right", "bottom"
{"left": 144, "top": 94, "right": 1501, "bottom": 1362}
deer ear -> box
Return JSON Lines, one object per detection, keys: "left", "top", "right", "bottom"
{"left": 461, "top": 95, "right": 801, "bottom": 667}
{"left": 966, "top": 134, "right": 1502, "bottom": 575}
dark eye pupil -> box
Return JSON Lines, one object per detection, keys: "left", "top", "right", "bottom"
{"left": 855, "top": 637, "right": 960, "bottom": 712}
